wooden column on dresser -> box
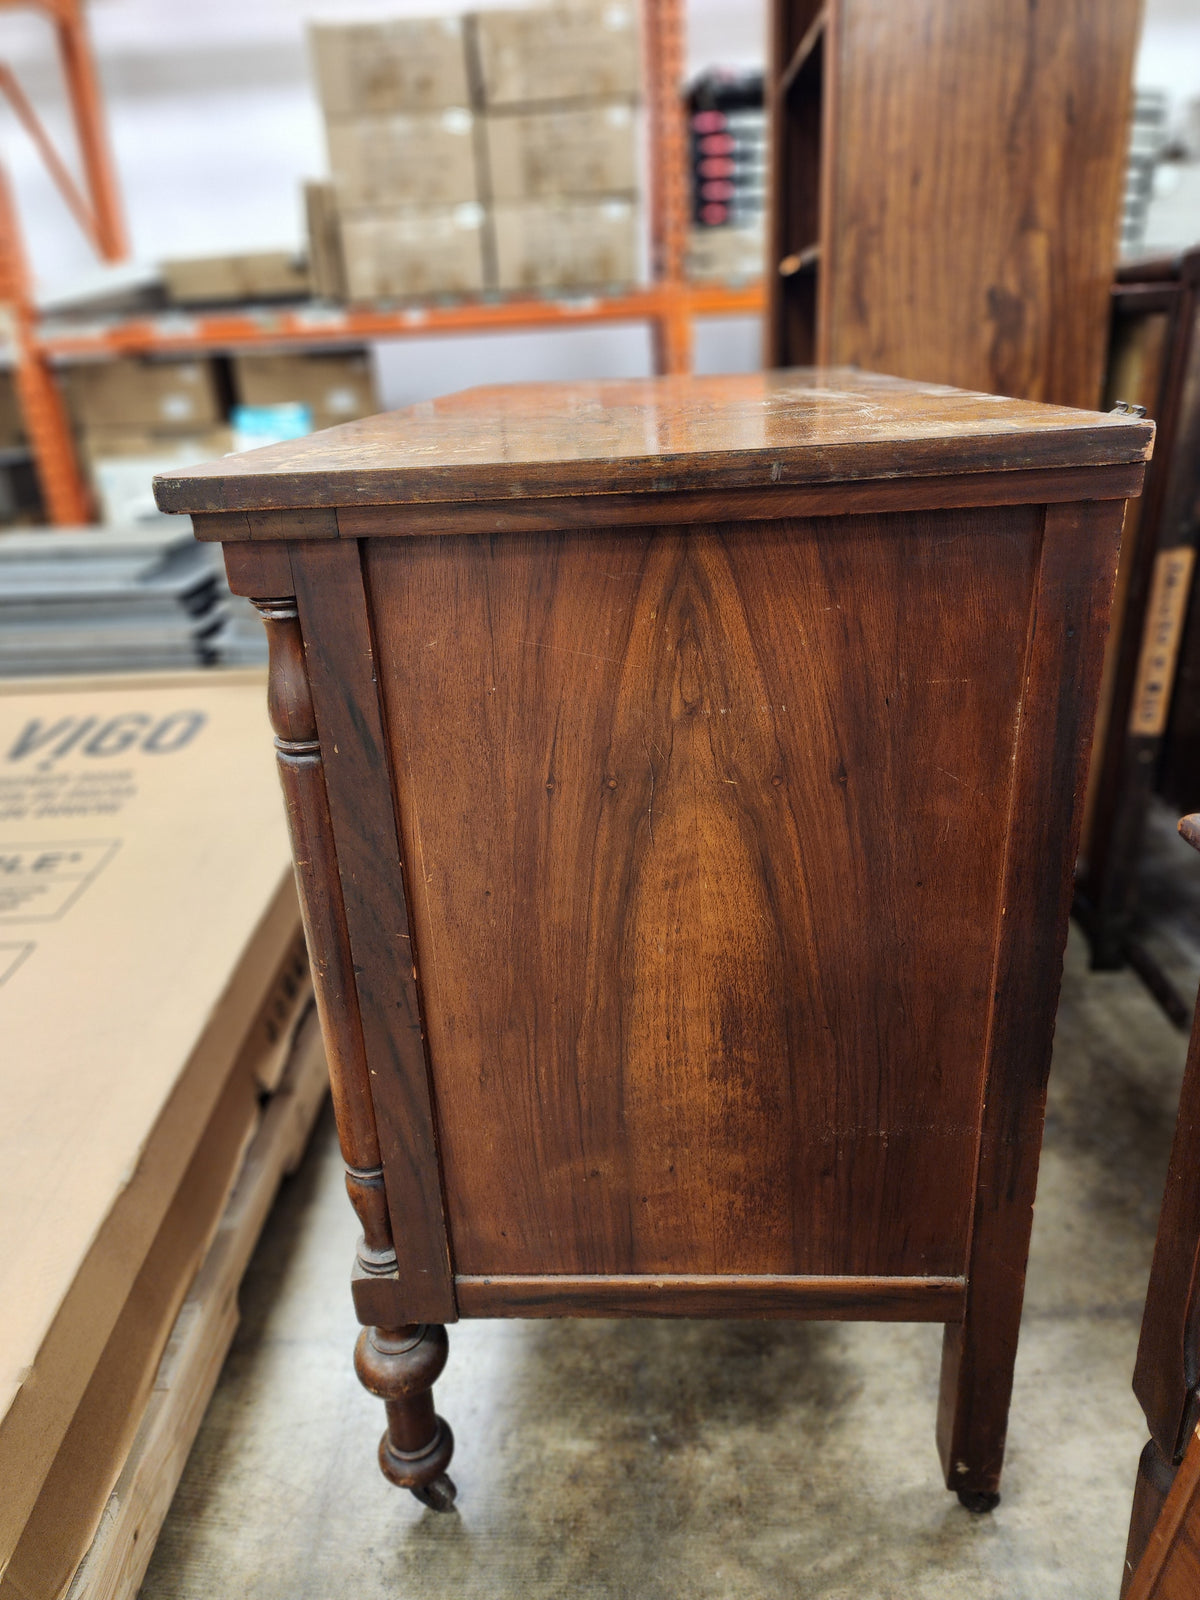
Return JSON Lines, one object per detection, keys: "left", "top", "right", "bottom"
{"left": 1123, "top": 812, "right": 1200, "bottom": 1593}
{"left": 222, "top": 532, "right": 457, "bottom": 1509}
{"left": 165, "top": 371, "right": 1152, "bottom": 1517}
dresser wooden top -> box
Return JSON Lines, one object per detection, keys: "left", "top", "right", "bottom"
{"left": 154, "top": 367, "right": 1153, "bottom": 519}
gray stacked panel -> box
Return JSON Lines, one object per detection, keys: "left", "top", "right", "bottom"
{"left": 0, "top": 525, "right": 267, "bottom": 676}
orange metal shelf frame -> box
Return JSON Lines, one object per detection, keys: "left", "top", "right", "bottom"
{"left": 2, "top": 0, "right": 765, "bottom": 526}
{"left": 34, "top": 281, "right": 765, "bottom": 361}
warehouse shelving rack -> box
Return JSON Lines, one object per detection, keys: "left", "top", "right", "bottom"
{"left": 0, "top": 0, "right": 765, "bottom": 525}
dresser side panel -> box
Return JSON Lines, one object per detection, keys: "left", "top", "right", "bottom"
{"left": 365, "top": 508, "right": 1041, "bottom": 1279}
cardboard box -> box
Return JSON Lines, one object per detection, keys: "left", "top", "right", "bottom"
{"left": 492, "top": 197, "right": 639, "bottom": 291}
{"left": 484, "top": 101, "right": 637, "bottom": 200}
{"left": 304, "top": 180, "right": 348, "bottom": 302}
{"left": 2, "top": 1040, "right": 262, "bottom": 1600}
{"left": 60, "top": 1008, "right": 328, "bottom": 1600}
{"left": 327, "top": 108, "right": 479, "bottom": 209}
{"left": 161, "top": 251, "right": 310, "bottom": 306}
{"left": 2, "top": 956, "right": 321, "bottom": 1600}
{"left": 0, "top": 371, "right": 24, "bottom": 450}
{"left": 310, "top": 17, "right": 470, "bottom": 116}
{"left": 340, "top": 205, "right": 487, "bottom": 300}
{"left": 231, "top": 350, "right": 378, "bottom": 431}
{"left": 63, "top": 359, "right": 222, "bottom": 434}
{"left": 685, "top": 223, "right": 765, "bottom": 282}
{"left": 79, "top": 426, "right": 233, "bottom": 465}
{"left": 470, "top": 4, "right": 641, "bottom": 109}
{"left": 0, "top": 671, "right": 296, "bottom": 1574}
{"left": 84, "top": 434, "right": 233, "bottom": 528}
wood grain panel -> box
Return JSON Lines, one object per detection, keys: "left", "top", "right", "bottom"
{"left": 365, "top": 508, "right": 1040, "bottom": 1280}
{"left": 826, "top": 0, "right": 1141, "bottom": 408}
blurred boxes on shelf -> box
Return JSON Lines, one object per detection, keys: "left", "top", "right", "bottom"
{"left": 493, "top": 196, "right": 637, "bottom": 291}
{"left": 304, "top": 181, "right": 349, "bottom": 301}
{"left": 0, "top": 370, "right": 25, "bottom": 450}
{"left": 685, "top": 224, "right": 764, "bottom": 283}
{"left": 470, "top": 3, "right": 640, "bottom": 108}
{"left": 84, "top": 434, "right": 232, "bottom": 527}
{"left": 340, "top": 205, "right": 487, "bottom": 300}
{"left": 63, "top": 358, "right": 222, "bottom": 435}
{"left": 310, "top": 15, "right": 471, "bottom": 115}
{"left": 484, "top": 101, "right": 637, "bottom": 200}
{"left": 60, "top": 358, "right": 229, "bottom": 525}
{"left": 306, "top": 4, "right": 643, "bottom": 302}
{"left": 327, "top": 109, "right": 478, "bottom": 208}
{"left": 161, "top": 251, "right": 311, "bottom": 306}
{"left": 231, "top": 349, "right": 378, "bottom": 430}
{"left": 0, "top": 671, "right": 325, "bottom": 1598}
{"left": 230, "top": 402, "right": 314, "bottom": 453}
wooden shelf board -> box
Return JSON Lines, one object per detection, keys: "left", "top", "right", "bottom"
{"left": 780, "top": 7, "right": 828, "bottom": 95}
{"left": 779, "top": 244, "right": 821, "bottom": 277}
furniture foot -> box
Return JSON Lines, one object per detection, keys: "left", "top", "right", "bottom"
{"left": 354, "top": 1323, "right": 456, "bottom": 1510}
{"left": 412, "top": 1474, "right": 458, "bottom": 1512}
{"left": 936, "top": 1319, "right": 1013, "bottom": 1509}
{"left": 1122, "top": 1437, "right": 1176, "bottom": 1592}
{"left": 956, "top": 1488, "right": 1001, "bottom": 1514}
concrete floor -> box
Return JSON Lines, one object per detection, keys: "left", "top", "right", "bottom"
{"left": 141, "top": 808, "right": 1200, "bottom": 1600}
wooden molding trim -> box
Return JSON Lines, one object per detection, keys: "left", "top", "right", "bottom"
{"left": 455, "top": 1273, "right": 966, "bottom": 1319}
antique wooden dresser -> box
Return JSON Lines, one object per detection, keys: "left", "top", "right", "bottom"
{"left": 155, "top": 370, "right": 1151, "bottom": 1514}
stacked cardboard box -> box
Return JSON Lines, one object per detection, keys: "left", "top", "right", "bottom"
{"left": 308, "top": 3, "right": 642, "bottom": 301}
{"left": 0, "top": 671, "right": 327, "bottom": 1599}
{"left": 476, "top": 2, "right": 641, "bottom": 293}
{"left": 0, "top": 370, "right": 24, "bottom": 451}
{"left": 311, "top": 16, "right": 487, "bottom": 300}
{"left": 60, "top": 358, "right": 231, "bottom": 524}
{"left": 161, "top": 251, "right": 311, "bottom": 306}
{"left": 231, "top": 349, "right": 379, "bottom": 432}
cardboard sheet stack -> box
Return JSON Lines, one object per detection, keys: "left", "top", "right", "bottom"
{"left": 0, "top": 670, "right": 328, "bottom": 1600}
{"left": 308, "top": 2, "right": 642, "bottom": 300}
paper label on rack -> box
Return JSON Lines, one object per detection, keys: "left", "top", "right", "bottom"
{"left": 1129, "top": 546, "right": 1196, "bottom": 737}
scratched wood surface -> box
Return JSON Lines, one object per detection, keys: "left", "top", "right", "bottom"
{"left": 154, "top": 368, "right": 1153, "bottom": 517}
{"left": 365, "top": 506, "right": 1040, "bottom": 1280}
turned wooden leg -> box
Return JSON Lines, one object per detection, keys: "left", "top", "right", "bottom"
{"left": 255, "top": 597, "right": 457, "bottom": 1507}
{"left": 354, "top": 1323, "right": 456, "bottom": 1510}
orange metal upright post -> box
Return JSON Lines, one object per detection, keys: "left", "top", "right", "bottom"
{"left": 644, "top": 0, "right": 693, "bottom": 374}
{"left": 0, "top": 163, "right": 92, "bottom": 523}
{"left": 0, "top": 0, "right": 126, "bottom": 521}
{"left": 49, "top": 0, "right": 128, "bottom": 260}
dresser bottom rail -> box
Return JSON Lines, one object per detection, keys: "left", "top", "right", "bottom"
{"left": 453, "top": 1273, "right": 966, "bottom": 1320}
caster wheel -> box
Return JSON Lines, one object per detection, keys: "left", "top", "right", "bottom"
{"left": 412, "top": 1473, "right": 458, "bottom": 1513}
{"left": 957, "top": 1488, "right": 1001, "bottom": 1514}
